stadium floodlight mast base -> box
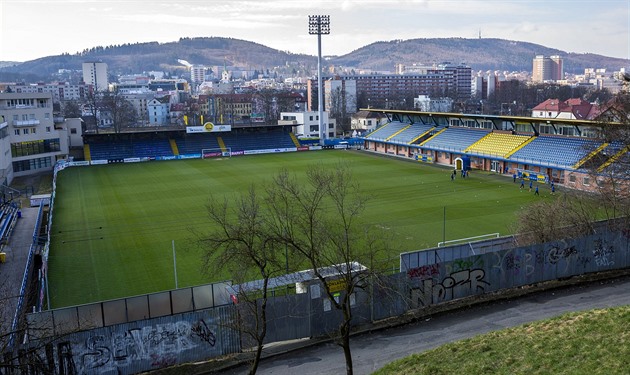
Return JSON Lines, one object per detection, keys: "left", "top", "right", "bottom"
{"left": 308, "top": 15, "right": 330, "bottom": 146}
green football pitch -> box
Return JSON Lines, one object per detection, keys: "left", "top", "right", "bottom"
{"left": 48, "top": 151, "right": 549, "bottom": 308}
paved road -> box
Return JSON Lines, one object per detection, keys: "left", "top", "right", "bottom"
{"left": 222, "top": 276, "right": 630, "bottom": 375}
{"left": 0, "top": 206, "right": 38, "bottom": 341}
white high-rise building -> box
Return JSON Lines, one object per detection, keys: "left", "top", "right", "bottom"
{"left": 532, "top": 55, "right": 563, "bottom": 83}
{"left": 82, "top": 62, "right": 109, "bottom": 91}
{"left": 191, "top": 65, "right": 207, "bottom": 83}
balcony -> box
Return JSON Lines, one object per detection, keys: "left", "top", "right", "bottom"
{"left": 13, "top": 119, "right": 40, "bottom": 127}
{"left": 278, "top": 120, "right": 299, "bottom": 125}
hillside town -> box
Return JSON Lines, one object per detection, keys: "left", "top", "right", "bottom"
{"left": 0, "top": 51, "right": 628, "bottom": 184}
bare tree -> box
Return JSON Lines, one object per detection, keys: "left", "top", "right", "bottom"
{"left": 61, "top": 100, "right": 82, "bottom": 118}
{"left": 198, "top": 186, "right": 285, "bottom": 375}
{"left": 588, "top": 91, "right": 630, "bottom": 230}
{"left": 514, "top": 192, "right": 599, "bottom": 245}
{"left": 265, "top": 163, "right": 387, "bottom": 375}
{"left": 100, "top": 89, "right": 137, "bottom": 133}
{"left": 329, "top": 87, "right": 355, "bottom": 136}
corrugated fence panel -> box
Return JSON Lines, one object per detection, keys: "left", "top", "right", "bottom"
{"left": 14, "top": 228, "right": 629, "bottom": 373}
{"left": 22, "top": 305, "right": 240, "bottom": 375}
{"left": 264, "top": 293, "right": 311, "bottom": 344}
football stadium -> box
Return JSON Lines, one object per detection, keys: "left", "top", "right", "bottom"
{"left": 5, "top": 108, "right": 629, "bottom": 374}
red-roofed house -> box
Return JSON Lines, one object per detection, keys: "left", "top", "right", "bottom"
{"left": 532, "top": 98, "right": 601, "bottom": 120}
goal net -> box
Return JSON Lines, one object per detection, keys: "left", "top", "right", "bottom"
{"left": 201, "top": 147, "right": 231, "bottom": 159}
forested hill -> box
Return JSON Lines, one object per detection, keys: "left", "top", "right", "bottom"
{"left": 337, "top": 38, "right": 629, "bottom": 73}
{"left": 1, "top": 37, "right": 628, "bottom": 81}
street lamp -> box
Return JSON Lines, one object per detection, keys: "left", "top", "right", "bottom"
{"left": 309, "top": 15, "right": 330, "bottom": 144}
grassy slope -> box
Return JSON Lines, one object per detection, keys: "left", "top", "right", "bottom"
{"left": 48, "top": 151, "right": 548, "bottom": 307}
{"left": 373, "top": 306, "right": 630, "bottom": 375}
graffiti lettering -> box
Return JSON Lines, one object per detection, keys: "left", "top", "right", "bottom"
{"left": 593, "top": 239, "right": 615, "bottom": 267}
{"left": 407, "top": 264, "right": 439, "bottom": 279}
{"left": 411, "top": 269, "right": 489, "bottom": 308}
{"left": 448, "top": 256, "right": 484, "bottom": 273}
{"left": 81, "top": 335, "right": 111, "bottom": 370}
{"left": 547, "top": 245, "right": 577, "bottom": 265}
{"left": 57, "top": 342, "right": 77, "bottom": 375}
{"left": 192, "top": 319, "right": 217, "bottom": 346}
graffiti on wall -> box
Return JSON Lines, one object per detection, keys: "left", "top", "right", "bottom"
{"left": 410, "top": 268, "right": 489, "bottom": 308}
{"left": 30, "top": 318, "right": 224, "bottom": 375}
{"left": 592, "top": 238, "right": 615, "bottom": 267}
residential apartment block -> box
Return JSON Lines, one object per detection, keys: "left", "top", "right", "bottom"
{"left": 532, "top": 55, "right": 563, "bottom": 83}
{"left": 0, "top": 92, "right": 70, "bottom": 184}
{"left": 308, "top": 63, "right": 472, "bottom": 111}
{"left": 8, "top": 82, "right": 89, "bottom": 102}
{"left": 82, "top": 62, "right": 109, "bottom": 92}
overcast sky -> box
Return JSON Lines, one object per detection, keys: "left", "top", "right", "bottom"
{"left": 1, "top": 0, "right": 629, "bottom": 63}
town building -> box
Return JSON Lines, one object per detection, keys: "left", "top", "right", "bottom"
{"left": 308, "top": 63, "right": 472, "bottom": 111}
{"left": 278, "top": 111, "right": 336, "bottom": 139}
{"left": 413, "top": 95, "right": 454, "bottom": 112}
{"left": 8, "top": 82, "right": 89, "bottom": 102}
{"left": 350, "top": 110, "right": 387, "bottom": 134}
{"left": 147, "top": 96, "right": 171, "bottom": 125}
{"left": 532, "top": 55, "right": 563, "bottom": 82}
{"left": 82, "top": 62, "right": 109, "bottom": 92}
{"left": 0, "top": 92, "right": 70, "bottom": 184}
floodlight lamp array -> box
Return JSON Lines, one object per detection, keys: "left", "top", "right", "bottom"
{"left": 308, "top": 15, "right": 330, "bottom": 35}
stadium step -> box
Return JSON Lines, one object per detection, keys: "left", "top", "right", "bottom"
{"left": 573, "top": 142, "right": 608, "bottom": 169}
{"left": 169, "top": 139, "right": 179, "bottom": 156}
{"left": 418, "top": 128, "right": 447, "bottom": 146}
{"left": 217, "top": 136, "right": 227, "bottom": 152}
{"left": 84, "top": 144, "right": 91, "bottom": 161}
{"left": 597, "top": 145, "right": 628, "bottom": 172}
{"left": 289, "top": 132, "right": 301, "bottom": 147}
{"left": 366, "top": 121, "right": 391, "bottom": 137}
{"left": 505, "top": 136, "right": 536, "bottom": 158}
{"left": 385, "top": 124, "right": 412, "bottom": 141}
{"left": 409, "top": 127, "right": 436, "bottom": 144}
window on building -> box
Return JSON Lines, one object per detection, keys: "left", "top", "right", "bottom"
{"left": 46, "top": 126, "right": 51, "bottom": 132}
{"left": 583, "top": 177, "right": 590, "bottom": 186}
{"left": 10, "top": 138, "right": 61, "bottom": 157}
{"left": 23, "top": 129, "right": 29, "bottom": 135}
{"left": 14, "top": 129, "right": 20, "bottom": 136}
{"left": 569, "top": 175, "right": 576, "bottom": 183}
{"left": 70, "top": 128, "right": 77, "bottom": 134}
{"left": 31, "top": 128, "right": 36, "bottom": 134}
{"left": 45, "top": 113, "right": 50, "bottom": 119}
{"left": 12, "top": 156, "right": 52, "bottom": 172}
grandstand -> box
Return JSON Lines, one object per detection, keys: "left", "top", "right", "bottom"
{"left": 364, "top": 121, "right": 410, "bottom": 141}
{"left": 388, "top": 122, "right": 436, "bottom": 144}
{"left": 361, "top": 109, "right": 628, "bottom": 189}
{"left": 419, "top": 126, "right": 490, "bottom": 151}
{"left": 174, "top": 133, "right": 221, "bottom": 155}
{"left": 465, "top": 132, "right": 532, "bottom": 158}
{"left": 83, "top": 127, "right": 298, "bottom": 161}
{"left": 88, "top": 138, "right": 173, "bottom": 160}
{"left": 509, "top": 136, "right": 601, "bottom": 168}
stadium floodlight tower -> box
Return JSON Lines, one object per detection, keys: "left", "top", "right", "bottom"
{"left": 308, "top": 15, "right": 330, "bottom": 145}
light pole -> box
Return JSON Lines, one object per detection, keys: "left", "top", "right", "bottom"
{"left": 309, "top": 15, "right": 330, "bottom": 145}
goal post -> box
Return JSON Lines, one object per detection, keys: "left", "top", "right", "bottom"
{"left": 201, "top": 147, "right": 231, "bottom": 159}
{"left": 437, "top": 232, "right": 499, "bottom": 247}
